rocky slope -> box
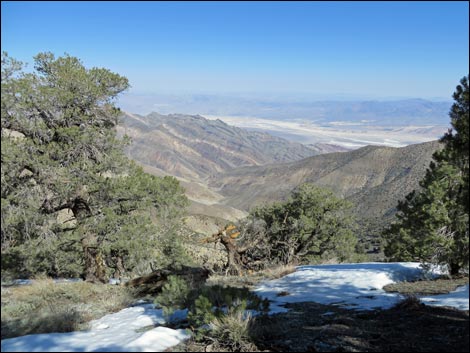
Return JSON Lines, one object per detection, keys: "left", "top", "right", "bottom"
{"left": 209, "top": 140, "right": 443, "bottom": 238}
{"left": 117, "top": 112, "right": 317, "bottom": 181}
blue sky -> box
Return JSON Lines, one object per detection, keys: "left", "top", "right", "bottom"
{"left": 1, "top": 1, "right": 468, "bottom": 99}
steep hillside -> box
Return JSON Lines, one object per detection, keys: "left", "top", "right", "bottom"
{"left": 117, "top": 112, "right": 317, "bottom": 181}
{"left": 138, "top": 162, "right": 246, "bottom": 227}
{"left": 209, "top": 140, "right": 443, "bottom": 238}
{"left": 307, "top": 143, "right": 352, "bottom": 154}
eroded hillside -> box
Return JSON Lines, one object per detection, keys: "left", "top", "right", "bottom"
{"left": 118, "top": 112, "right": 443, "bottom": 247}
{"left": 209, "top": 140, "right": 443, "bottom": 239}
{"left": 117, "top": 112, "right": 318, "bottom": 181}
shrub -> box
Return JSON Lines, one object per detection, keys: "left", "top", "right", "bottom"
{"left": 210, "top": 309, "right": 256, "bottom": 352}
{"left": 394, "top": 294, "right": 424, "bottom": 311}
{"left": 154, "top": 275, "right": 191, "bottom": 316}
{"left": 153, "top": 277, "right": 270, "bottom": 351}
{"left": 1, "top": 307, "right": 83, "bottom": 339}
{"left": 193, "top": 285, "right": 268, "bottom": 313}
{"left": 155, "top": 278, "right": 270, "bottom": 321}
{"left": 153, "top": 274, "right": 269, "bottom": 351}
{"left": 187, "top": 295, "right": 216, "bottom": 335}
{"left": 248, "top": 183, "right": 359, "bottom": 266}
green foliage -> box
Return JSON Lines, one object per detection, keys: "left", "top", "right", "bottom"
{"left": 154, "top": 275, "right": 191, "bottom": 317}
{"left": 187, "top": 295, "right": 216, "bottom": 332}
{"left": 158, "top": 231, "right": 193, "bottom": 271}
{"left": 154, "top": 278, "right": 269, "bottom": 336}
{"left": 441, "top": 75, "right": 469, "bottom": 214}
{"left": 1, "top": 52, "right": 189, "bottom": 280}
{"left": 384, "top": 75, "right": 469, "bottom": 275}
{"left": 248, "top": 183, "right": 359, "bottom": 265}
{"left": 189, "top": 285, "right": 269, "bottom": 315}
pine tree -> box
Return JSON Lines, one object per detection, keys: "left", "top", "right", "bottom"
{"left": 1, "top": 52, "right": 189, "bottom": 281}
{"left": 383, "top": 75, "right": 469, "bottom": 275}
{"left": 440, "top": 75, "right": 469, "bottom": 213}
{"left": 250, "top": 183, "right": 358, "bottom": 265}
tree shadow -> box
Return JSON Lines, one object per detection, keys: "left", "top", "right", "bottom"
{"left": 1, "top": 303, "right": 188, "bottom": 352}
{"left": 248, "top": 300, "right": 469, "bottom": 352}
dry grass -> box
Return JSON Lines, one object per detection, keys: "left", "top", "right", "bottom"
{"left": 383, "top": 276, "right": 469, "bottom": 295}
{"left": 393, "top": 294, "right": 424, "bottom": 310}
{"left": 209, "top": 310, "right": 257, "bottom": 352}
{"left": 261, "top": 264, "right": 296, "bottom": 280}
{"left": 206, "top": 273, "right": 262, "bottom": 289}
{"left": 1, "top": 278, "right": 136, "bottom": 339}
{"left": 207, "top": 264, "right": 297, "bottom": 290}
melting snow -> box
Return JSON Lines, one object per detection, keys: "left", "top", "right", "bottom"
{"left": 420, "top": 284, "right": 469, "bottom": 311}
{"left": 254, "top": 262, "right": 468, "bottom": 312}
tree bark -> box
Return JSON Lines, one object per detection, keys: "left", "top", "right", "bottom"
{"left": 81, "top": 235, "right": 106, "bottom": 283}
{"left": 203, "top": 225, "right": 262, "bottom": 275}
{"left": 113, "top": 255, "right": 125, "bottom": 280}
{"left": 449, "top": 262, "right": 461, "bottom": 277}
{"left": 220, "top": 234, "right": 244, "bottom": 275}
{"left": 69, "top": 196, "right": 106, "bottom": 283}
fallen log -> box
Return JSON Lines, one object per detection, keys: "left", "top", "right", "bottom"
{"left": 125, "top": 265, "right": 210, "bottom": 295}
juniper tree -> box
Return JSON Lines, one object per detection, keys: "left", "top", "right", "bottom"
{"left": 1, "top": 52, "right": 189, "bottom": 281}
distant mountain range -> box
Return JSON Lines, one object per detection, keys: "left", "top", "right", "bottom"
{"left": 118, "top": 93, "right": 452, "bottom": 126}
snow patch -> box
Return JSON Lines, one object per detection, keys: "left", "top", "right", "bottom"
{"left": 255, "top": 262, "right": 468, "bottom": 312}
{"left": 420, "top": 284, "right": 469, "bottom": 311}
{"left": 1, "top": 304, "right": 189, "bottom": 352}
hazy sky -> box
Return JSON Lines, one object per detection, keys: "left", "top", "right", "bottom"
{"left": 2, "top": 1, "right": 468, "bottom": 99}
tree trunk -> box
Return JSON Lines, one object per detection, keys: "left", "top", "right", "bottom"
{"left": 70, "top": 196, "right": 107, "bottom": 283}
{"left": 113, "top": 255, "right": 125, "bottom": 280}
{"left": 203, "top": 225, "right": 258, "bottom": 275}
{"left": 81, "top": 234, "right": 106, "bottom": 283}
{"left": 285, "top": 245, "right": 296, "bottom": 265}
{"left": 220, "top": 234, "right": 244, "bottom": 275}
{"left": 449, "top": 262, "right": 461, "bottom": 277}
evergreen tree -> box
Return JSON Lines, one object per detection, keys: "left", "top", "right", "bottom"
{"left": 383, "top": 75, "right": 469, "bottom": 275}
{"left": 250, "top": 183, "right": 358, "bottom": 265}
{"left": 441, "top": 75, "right": 469, "bottom": 213}
{"left": 1, "top": 52, "right": 189, "bottom": 281}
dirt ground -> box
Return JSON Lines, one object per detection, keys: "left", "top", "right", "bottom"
{"left": 383, "top": 276, "right": 469, "bottom": 295}
{"left": 250, "top": 301, "right": 469, "bottom": 352}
